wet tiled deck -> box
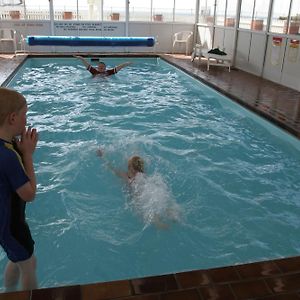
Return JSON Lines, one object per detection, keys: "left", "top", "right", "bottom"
{"left": 0, "top": 53, "right": 300, "bottom": 299}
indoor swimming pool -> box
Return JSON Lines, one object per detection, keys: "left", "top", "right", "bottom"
{"left": 1, "top": 57, "right": 300, "bottom": 290}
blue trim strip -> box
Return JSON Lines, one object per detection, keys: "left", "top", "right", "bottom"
{"left": 26, "top": 36, "right": 155, "bottom": 47}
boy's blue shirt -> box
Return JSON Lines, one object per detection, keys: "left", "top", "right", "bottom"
{"left": 0, "top": 138, "right": 29, "bottom": 240}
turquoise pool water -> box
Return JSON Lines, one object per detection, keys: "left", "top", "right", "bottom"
{"left": 1, "top": 57, "right": 300, "bottom": 289}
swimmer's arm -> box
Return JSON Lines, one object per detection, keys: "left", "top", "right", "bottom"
{"left": 73, "top": 55, "right": 90, "bottom": 68}
{"left": 96, "top": 149, "right": 128, "bottom": 180}
{"left": 104, "top": 161, "right": 128, "bottom": 180}
{"left": 115, "top": 62, "right": 132, "bottom": 73}
{"left": 111, "top": 168, "right": 128, "bottom": 180}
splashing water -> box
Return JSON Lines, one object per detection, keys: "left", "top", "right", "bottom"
{"left": 127, "top": 173, "right": 182, "bottom": 228}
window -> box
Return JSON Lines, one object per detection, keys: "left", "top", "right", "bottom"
{"left": 215, "top": 0, "right": 226, "bottom": 26}
{"left": 152, "top": 0, "right": 174, "bottom": 22}
{"left": 103, "top": 0, "right": 125, "bottom": 21}
{"left": 78, "top": 0, "right": 102, "bottom": 21}
{"left": 25, "top": 0, "right": 50, "bottom": 20}
{"left": 211, "top": 0, "right": 237, "bottom": 27}
{"left": 239, "top": 0, "right": 270, "bottom": 31}
{"left": 270, "top": 0, "right": 290, "bottom": 33}
{"left": 174, "top": 0, "right": 196, "bottom": 23}
{"left": 239, "top": 0, "right": 254, "bottom": 29}
{"left": 288, "top": 0, "right": 300, "bottom": 34}
{"left": 251, "top": 0, "right": 269, "bottom": 31}
{"left": 0, "top": 0, "right": 51, "bottom": 20}
{"left": 199, "top": 0, "right": 215, "bottom": 25}
{"left": 129, "top": 0, "right": 151, "bottom": 21}
{"left": 226, "top": 0, "right": 238, "bottom": 27}
{"left": 0, "top": 1, "right": 25, "bottom": 20}
{"left": 53, "top": 0, "right": 77, "bottom": 20}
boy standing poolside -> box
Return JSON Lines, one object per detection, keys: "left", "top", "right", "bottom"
{"left": 0, "top": 87, "right": 38, "bottom": 291}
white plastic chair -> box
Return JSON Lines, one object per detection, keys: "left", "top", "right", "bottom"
{"left": 172, "top": 31, "right": 193, "bottom": 56}
{"left": 0, "top": 28, "right": 17, "bottom": 54}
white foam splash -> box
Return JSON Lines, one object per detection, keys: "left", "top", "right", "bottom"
{"left": 126, "top": 173, "right": 182, "bottom": 228}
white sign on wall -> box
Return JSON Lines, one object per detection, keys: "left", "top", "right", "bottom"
{"left": 55, "top": 22, "right": 102, "bottom": 32}
{"left": 54, "top": 22, "right": 122, "bottom": 36}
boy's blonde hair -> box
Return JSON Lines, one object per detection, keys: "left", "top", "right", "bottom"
{"left": 0, "top": 87, "right": 26, "bottom": 126}
{"left": 128, "top": 156, "right": 144, "bottom": 173}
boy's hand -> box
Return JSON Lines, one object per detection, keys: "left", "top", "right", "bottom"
{"left": 16, "top": 127, "right": 38, "bottom": 156}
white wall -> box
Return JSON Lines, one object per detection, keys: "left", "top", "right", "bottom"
{"left": 235, "top": 30, "right": 251, "bottom": 70}
{"left": 235, "top": 30, "right": 267, "bottom": 76}
{"left": 213, "top": 27, "right": 235, "bottom": 55}
{"left": 263, "top": 36, "right": 286, "bottom": 84}
{"left": 281, "top": 39, "right": 300, "bottom": 91}
{"left": 263, "top": 35, "right": 300, "bottom": 91}
{"left": 248, "top": 33, "right": 267, "bottom": 75}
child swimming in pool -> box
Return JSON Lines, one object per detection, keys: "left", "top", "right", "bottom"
{"left": 96, "top": 149, "right": 144, "bottom": 184}
{"left": 96, "top": 149, "right": 171, "bottom": 229}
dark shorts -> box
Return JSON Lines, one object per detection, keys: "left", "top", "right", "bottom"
{"left": 1, "top": 222, "right": 34, "bottom": 263}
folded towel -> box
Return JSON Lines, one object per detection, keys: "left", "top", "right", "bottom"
{"left": 208, "top": 48, "right": 227, "bottom": 55}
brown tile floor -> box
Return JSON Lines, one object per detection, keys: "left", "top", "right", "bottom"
{"left": 0, "top": 53, "right": 300, "bottom": 300}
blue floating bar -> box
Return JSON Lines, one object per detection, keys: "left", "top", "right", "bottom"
{"left": 26, "top": 36, "right": 155, "bottom": 47}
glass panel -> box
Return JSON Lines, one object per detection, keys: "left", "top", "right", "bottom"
{"left": 152, "top": 0, "right": 174, "bottom": 22}
{"left": 239, "top": 0, "right": 254, "bottom": 29}
{"left": 225, "top": 0, "right": 238, "bottom": 27}
{"left": 129, "top": 0, "right": 151, "bottom": 21}
{"left": 251, "top": 0, "right": 269, "bottom": 31}
{"left": 199, "top": 0, "right": 215, "bottom": 25}
{"left": 289, "top": 0, "right": 300, "bottom": 34}
{"left": 78, "top": 0, "right": 101, "bottom": 21}
{"left": 215, "top": 0, "right": 225, "bottom": 26}
{"left": 25, "top": 0, "right": 49, "bottom": 20}
{"left": 103, "top": 0, "right": 125, "bottom": 21}
{"left": 0, "top": 1, "right": 24, "bottom": 20}
{"left": 53, "top": 0, "right": 77, "bottom": 21}
{"left": 270, "top": 0, "right": 290, "bottom": 33}
{"left": 174, "top": 0, "right": 196, "bottom": 23}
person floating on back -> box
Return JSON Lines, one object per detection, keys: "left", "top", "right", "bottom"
{"left": 74, "top": 55, "right": 132, "bottom": 77}
{"left": 0, "top": 87, "right": 39, "bottom": 291}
